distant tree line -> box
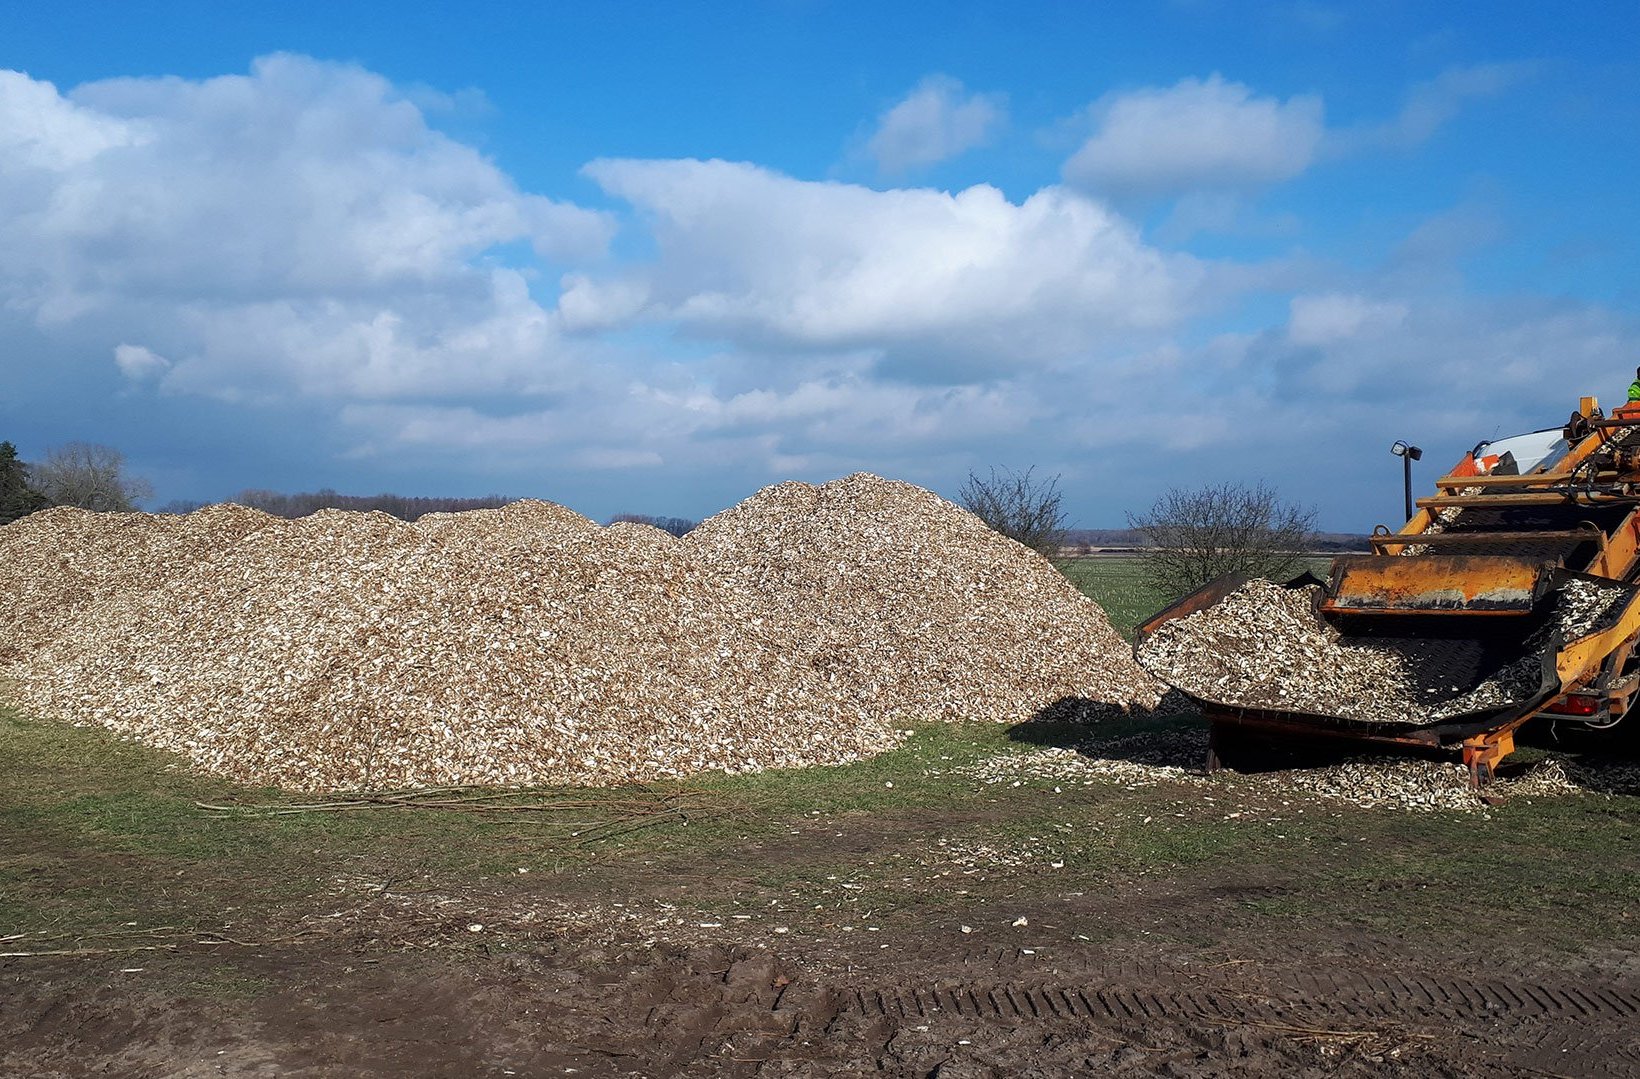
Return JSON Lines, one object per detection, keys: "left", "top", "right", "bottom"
{"left": 0, "top": 439, "right": 710, "bottom": 534}
{"left": 608, "top": 513, "right": 698, "bottom": 537}
{"left": 231, "top": 488, "right": 513, "bottom": 521}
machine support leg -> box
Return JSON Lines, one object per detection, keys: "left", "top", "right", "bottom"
{"left": 1205, "top": 722, "right": 1226, "bottom": 774}
{"left": 1460, "top": 729, "right": 1517, "bottom": 789}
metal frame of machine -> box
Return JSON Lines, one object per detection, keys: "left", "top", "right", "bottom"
{"left": 1138, "top": 396, "right": 1640, "bottom": 785}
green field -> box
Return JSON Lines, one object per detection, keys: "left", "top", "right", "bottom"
{"left": 1054, "top": 556, "right": 1171, "bottom": 638}
{"left": 1057, "top": 555, "right": 1335, "bottom": 638}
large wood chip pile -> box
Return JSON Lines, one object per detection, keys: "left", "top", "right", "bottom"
{"left": 1139, "top": 578, "right": 1630, "bottom": 726}
{"left": 0, "top": 504, "right": 275, "bottom": 665}
{"left": 0, "top": 473, "right": 1159, "bottom": 790}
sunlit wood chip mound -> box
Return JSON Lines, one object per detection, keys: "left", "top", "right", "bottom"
{"left": 0, "top": 473, "right": 1161, "bottom": 791}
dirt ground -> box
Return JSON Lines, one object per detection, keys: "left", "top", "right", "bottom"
{"left": 7, "top": 802, "right": 1640, "bottom": 1079}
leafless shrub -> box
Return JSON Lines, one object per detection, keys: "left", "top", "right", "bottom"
{"left": 1127, "top": 481, "right": 1317, "bottom": 600}
{"left": 959, "top": 466, "right": 1067, "bottom": 558}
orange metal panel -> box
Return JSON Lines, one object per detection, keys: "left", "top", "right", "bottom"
{"left": 1417, "top": 493, "right": 1585, "bottom": 508}
{"left": 1555, "top": 588, "right": 1640, "bottom": 688}
{"left": 1322, "top": 555, "right": 1547, "bottom": 614}
{"left": 1435, "top": 472, "right": 1617, "bottom": 489}
{"left": 1587, "top": 509, "right": 1640, "bottom": 580}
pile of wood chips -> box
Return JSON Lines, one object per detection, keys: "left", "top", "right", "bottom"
{"left": 1138, "top": 577, "right": 1630, "bottom": 726}
{"left": 0, "top": 473, "right": 1161, "bottom": 791}
{"left": 1137, "top": 581, "right": 1423, "bottom": 724}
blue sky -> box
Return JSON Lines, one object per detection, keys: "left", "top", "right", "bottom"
{"left": 2, "top": 2, "right": 1636, "bottom": 530}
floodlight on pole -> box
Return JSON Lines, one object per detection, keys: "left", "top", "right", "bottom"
{"left": 1391, "top": 441, "right": 1423, "bottom": 522}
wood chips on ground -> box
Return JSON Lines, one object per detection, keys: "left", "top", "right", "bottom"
{"left": 0, "top": 473, "right": 1160, "bottom": 790}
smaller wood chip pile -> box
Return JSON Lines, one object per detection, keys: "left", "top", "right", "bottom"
{"left": 1137, "top": 581, "right": 1418, "bottom": 723}
{"left": 0, "top": 474, "right": 1160, "bottom": 790}
{"left": 1137, "top": 578, "right": 1630, "bottom": 726}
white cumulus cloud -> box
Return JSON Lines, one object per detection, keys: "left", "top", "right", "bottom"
{"left": 2, "top": 53, "right": 1604, "bottom": 533}
{"left": 0, "top": 55, "right": 612, "bottom": 402}
{"left": 1063, "top": 74, "right": 1325, "bottom": 196}
{"left": 340, "top": 370, "right": 1037, "bottom": 486}
{"left": 0, "top": 69, "right": 146, "bottom": 169}
{"left": 864, "top": 75, "right": 1006, "bottom": 173}
{"left": 572, "top": 158, "right": 1204, "bottom": 375}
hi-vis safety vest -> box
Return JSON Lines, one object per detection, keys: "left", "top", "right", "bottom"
{"left": 1629, "top": 380, "right": 1640, "bottom": 402}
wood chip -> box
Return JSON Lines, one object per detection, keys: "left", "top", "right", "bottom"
{"left": 0, "top": 473, "right": 1160, "bottom": 790}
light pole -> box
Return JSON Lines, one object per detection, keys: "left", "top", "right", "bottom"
{"left": 1391, "top": 441, "right": 1423, "bottom": 522}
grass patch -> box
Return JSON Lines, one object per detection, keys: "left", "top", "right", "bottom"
{"left": 4, "top": 703, "right": 1638, "bottom": 966}
{"left": 0, "top": 709, "right": 1029, "bottom": 930}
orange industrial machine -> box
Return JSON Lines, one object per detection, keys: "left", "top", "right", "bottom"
{"left": 1138, "top": 396, "right": 1640, "bottom": 784}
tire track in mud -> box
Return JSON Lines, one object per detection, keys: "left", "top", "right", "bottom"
{"left": 845, "top": 975, "right": 1640, "bottom": 1024}
{"left": 835, "top": 969, "right": 1640, "bottom": 1071}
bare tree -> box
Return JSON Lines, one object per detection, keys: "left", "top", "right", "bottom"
{"left": 1127, "top": 481, "right": 1317, "bottom": 600}
{"left": 30, "top": 442, "right": 154, "bottom": 512}
{"left": 959, "top": 466, "right": 1067, "bottom": 558}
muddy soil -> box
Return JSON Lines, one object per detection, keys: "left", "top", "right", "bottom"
{"left": 6, "top": 820, "right": 1640, "bottom": 1078}
{"left": 7, "top": 930, "right": 1640, "bottom": 1077}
